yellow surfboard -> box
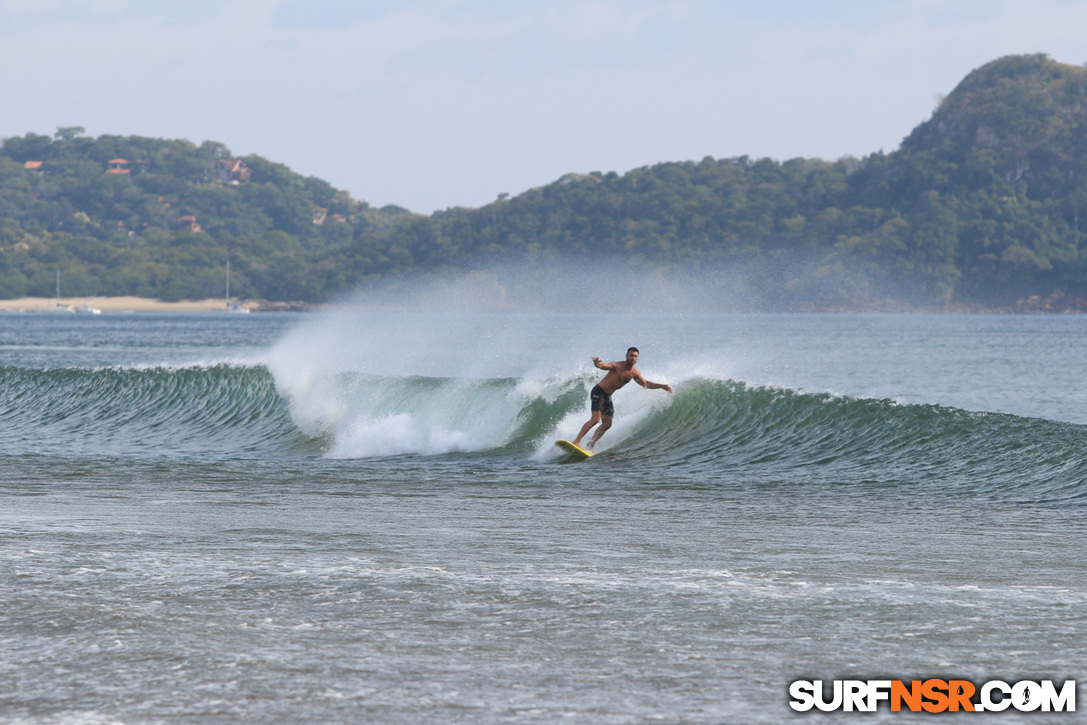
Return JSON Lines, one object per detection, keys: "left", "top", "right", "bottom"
{"left": 555, "top": 440, "right": 594, "bottom": 459}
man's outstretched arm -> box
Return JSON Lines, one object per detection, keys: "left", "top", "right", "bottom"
{"left": 635, "top": 372, "right": 673, "bottom": 394}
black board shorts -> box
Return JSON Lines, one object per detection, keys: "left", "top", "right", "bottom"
{"left": 590, "top": 385, "right": 615, "bottom": 417}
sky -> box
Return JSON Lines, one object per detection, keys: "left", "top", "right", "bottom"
{"left": 1, "top": 0, "right": 1084, "bottom": 214}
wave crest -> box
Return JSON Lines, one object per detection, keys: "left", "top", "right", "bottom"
{"left": 4, "top": 365, "right": 1086, "bottom": 504}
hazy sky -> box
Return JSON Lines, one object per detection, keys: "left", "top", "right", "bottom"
{"left": 1, "top": 0, "right": 1084, "bottom": 213}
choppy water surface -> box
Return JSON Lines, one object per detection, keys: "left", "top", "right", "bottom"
{"left": 1, "top": 310, "right": 1084, "bottom": 723}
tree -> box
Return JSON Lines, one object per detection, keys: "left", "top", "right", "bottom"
{"left": 54, "top": 126, "right": 86, "bottom": 143}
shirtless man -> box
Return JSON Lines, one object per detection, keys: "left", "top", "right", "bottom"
{"left": 573, "top": 347, "right": 673, "bottom": 450}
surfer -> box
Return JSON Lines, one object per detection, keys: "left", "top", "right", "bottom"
{"left": 573, "top": 347, "right": 672, "bottom": 450}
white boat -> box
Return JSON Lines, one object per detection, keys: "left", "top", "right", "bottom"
{"left": 77, "top": 299, "right": 102, "bottom": 315}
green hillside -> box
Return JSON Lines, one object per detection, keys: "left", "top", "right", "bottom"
{"left": 0, "top": 132, "right": 413, "bottom": 301}
{"left": 429, "top": 53, "right": 1087, "bottom": 309}
{"left": 1, "top": 53, "right": 1085, "bottom": 309}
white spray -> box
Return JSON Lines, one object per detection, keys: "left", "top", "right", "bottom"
{"left": 264, "top": 262, "right": 751, "bottom": 458}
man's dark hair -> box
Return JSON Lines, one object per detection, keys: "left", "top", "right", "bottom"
{"left": 627, "top": 347, "right": 639, "bottom": 354}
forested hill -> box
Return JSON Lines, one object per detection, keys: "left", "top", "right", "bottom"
{"left": 0, "top": 133, "right": 416, "bottom": 301}
{"left": 2, "top": 53, "right": 1086, "bottom": 309}
{"left": 437, "top": 53, "right": 1087, "bottom": 309}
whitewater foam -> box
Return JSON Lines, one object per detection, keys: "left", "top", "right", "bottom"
{"left": 323, "top": 377, "right": 534, "bottom": 458}
{"left": 264, "top": 301, "right": 692, "bottom": 458}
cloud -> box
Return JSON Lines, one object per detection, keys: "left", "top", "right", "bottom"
{"left": 2, "top": 0, "right": 1085, "bottom": 213}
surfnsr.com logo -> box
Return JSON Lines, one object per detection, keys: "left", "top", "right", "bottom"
{"left": 789, "top": 679, "right": 1076, "bottom": 713}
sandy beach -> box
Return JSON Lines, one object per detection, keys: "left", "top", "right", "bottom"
{"left": 0, "top": 297, "right": 244, "bottom": 313}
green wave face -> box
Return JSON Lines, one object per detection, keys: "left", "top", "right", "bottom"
{"left": 4, "top": 366, "right": 1086, "bottom": 505}
{"left": 615, "top": 379, "right": 1087, "bottom": 502}
{"left": 0, "top": 364, "right": 310, "bottom": 458}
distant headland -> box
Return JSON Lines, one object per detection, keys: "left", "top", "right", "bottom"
{"left": 2, "top": 53, "right": 1085, "bottom": 311}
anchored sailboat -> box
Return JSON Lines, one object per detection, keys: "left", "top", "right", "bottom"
{"left": 52, "top": 270, "right": 74, "bottom": 313}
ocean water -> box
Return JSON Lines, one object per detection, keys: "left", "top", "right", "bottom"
{"left": 1, "top": 309, "right": 1084, "bottom": 723}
